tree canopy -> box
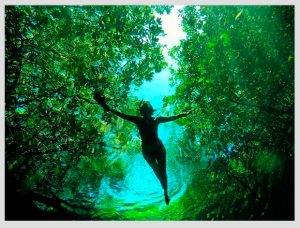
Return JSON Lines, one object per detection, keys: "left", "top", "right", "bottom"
{"left": 5, "top": 5, "right": 171, "bottom": 219}
{"left": 164, "top": 6, "right": 294, "bottom": 220}
{"left": 5, "top": 5, "right": 294, "bottom": 220}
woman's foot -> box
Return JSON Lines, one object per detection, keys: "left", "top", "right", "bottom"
{"left": 164, "top": 193, "right": 170, "bottom": 205}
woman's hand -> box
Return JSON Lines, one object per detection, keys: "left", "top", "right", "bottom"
{"left": 94, "top": 92, "right": 110, "bottom": 111}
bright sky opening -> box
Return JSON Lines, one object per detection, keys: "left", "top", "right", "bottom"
{"left": 132, "top": 6, "right": 186, "bottom": 110}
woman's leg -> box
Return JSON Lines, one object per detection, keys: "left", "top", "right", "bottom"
{"left": 156, "top": 145, "right": 168, "bottom": 193}
{"left": 142, "top": 144, "right": 169, "bottom": 204}
{"left": 142, "top": 152, "right": 160, "bottom": 181}
{"left": 142, "top": 151, "right": 167, "bottom": 192}
{"left": 156, "top": 145, "right": 170, "bottom": 204}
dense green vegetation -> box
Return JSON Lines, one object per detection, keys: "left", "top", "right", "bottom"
{"left": 5, "top": 5, "right": 171, "bottom": 219}
{"left": 165, "top": 6, "right": 294, "bottom": 220}
{"left": 5, "top": 5, "right": 294, "bottom": 220}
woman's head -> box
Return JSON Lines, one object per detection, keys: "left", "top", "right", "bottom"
{"left": 139, "top": 101, "right": 155, "bottom": 117}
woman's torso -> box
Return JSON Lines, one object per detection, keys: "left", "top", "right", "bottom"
{"left": 136, "top": 117, "right": 159, "bottom": 144}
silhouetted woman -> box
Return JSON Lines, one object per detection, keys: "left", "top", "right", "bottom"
{"left": 94, "top": 92, "right": 191, "bottom": 205}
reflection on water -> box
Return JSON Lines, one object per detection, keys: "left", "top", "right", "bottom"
{"left": 91, "top": 147, "right": 208, "bottom": 220}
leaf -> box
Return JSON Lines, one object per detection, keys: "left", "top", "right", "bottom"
{"left": 198, "top": 77, "right": 204, "bottom": 83}
{"left": 220, "top": 33, "right": 231, "bottom": 46}
{"left": 235, "top": 10, "right": 243, "bottom": 20}
{"left": 15, "top": 107, "right": 27, "bottom": 115}
{"left": 26, "top": 31, "right": 34, "bottom": 39}
{"left": 208, "top": 41, "right": 216, "bottom": 48}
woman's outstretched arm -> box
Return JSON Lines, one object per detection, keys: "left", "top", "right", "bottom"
{"left": 94, "top": 92, "right": 139, "bottom": 123}
{"left": 156, "top": 111, "right": 192, "bottom": 123}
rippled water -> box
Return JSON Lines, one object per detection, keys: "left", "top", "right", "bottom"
{"left": 90, "top": 147, "right": 208, "bottom": 220}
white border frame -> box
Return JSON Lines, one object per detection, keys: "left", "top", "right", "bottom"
{"left": 1, "top": 1, "right": 298, "bottom": 228}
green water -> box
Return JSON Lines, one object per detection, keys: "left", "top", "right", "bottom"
{"left": 90, "top": 151, "right": 207, "bottom": 220}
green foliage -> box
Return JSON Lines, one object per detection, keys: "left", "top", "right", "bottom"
{"left": 229, "top": 158, "right": 246, "bottom": 174}
{"left": 253, "top": 151, "right": 281, "bottom": 174}
{"left": 165, "top": 6, "right": 294, "bottom": 220}
{"left": 5, "top": 5, "right": 168, "bottom": 217}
